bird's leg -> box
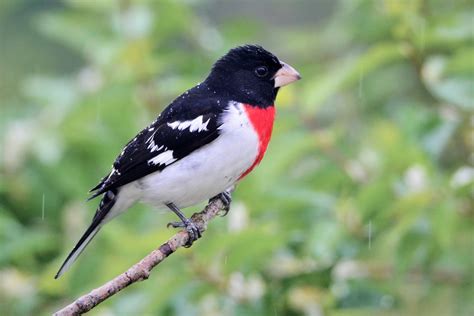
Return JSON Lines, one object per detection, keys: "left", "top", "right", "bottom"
{"left": 209, "top": 189, "right": 232, "bottom": 217}
{"left": 166, "top": 202, "right": 201, "bottom": 247}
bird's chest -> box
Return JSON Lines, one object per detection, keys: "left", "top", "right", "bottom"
{"left": 203, "top": 101, "right": 274, "bottom": 182}
{"left": 238, "top": 103, "right": 275, "bottom": 178}
{"left": 139, "top": 102, "right": 274, "bottom": 208}
{"left": 212, "top": 101, "right": 276, "bottom": 179}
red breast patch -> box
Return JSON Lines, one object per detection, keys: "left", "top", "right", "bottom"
{"left": 239, "top": 104, "right": 275, "bottom": 179}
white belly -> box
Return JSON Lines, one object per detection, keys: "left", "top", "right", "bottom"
{"left": 138, "top": 102, "right": 259, "bottom": 209}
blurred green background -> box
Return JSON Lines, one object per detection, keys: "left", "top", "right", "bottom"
{"left": 0, "top": 0, "right": 473, "bottom": 315}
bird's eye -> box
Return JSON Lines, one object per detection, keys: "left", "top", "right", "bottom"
{"left": 255, "top": 66, "right": 268, "bottom": 77}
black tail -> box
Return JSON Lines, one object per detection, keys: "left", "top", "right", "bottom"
{"left": 55, "top": 190, "right": 117, "bottom": 279}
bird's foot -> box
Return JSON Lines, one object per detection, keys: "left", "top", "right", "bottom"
{"left": 166, "top": 202, "right": 201, "bottom": 247}
{"left": 209, "top": 190, "right": 232, "bottom": 217}
{"left": 167, "top": 218, "right": 201, "bottom": 247}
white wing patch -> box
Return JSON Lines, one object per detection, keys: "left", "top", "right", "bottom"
{"left": 146, "top": 130, "right": 164, "bottom": 153}
{"left": 147, "top": 140, "right": 163, "bottom": 153}
{"left": 148, "top": 150, "right": 176, "bottom": 166}
{"left": 167, "top": 115, "right": 210, "bottom": 132}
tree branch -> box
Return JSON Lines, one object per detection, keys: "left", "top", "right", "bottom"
{"left": 54, "top": 193, "right": 231, "bottom": 316}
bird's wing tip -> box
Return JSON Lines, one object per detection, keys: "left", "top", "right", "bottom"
{"left": 87, "top": 190, "right": 103, "bottom": 201}
{"left": 54, "top": 265, "right": 66, "bottom": 279}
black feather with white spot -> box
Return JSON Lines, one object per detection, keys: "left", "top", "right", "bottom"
{"left": 89, "top": 93, "right": 226, "bottom": 199}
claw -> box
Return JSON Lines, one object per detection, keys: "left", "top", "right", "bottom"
{"left": 167, "top": 221, "right": 184, "bottom": 229}
{"left": 167, "top": 218, "right": 201, "bottom": 247}
{"left": 209, "top": 191, "right": 232, "bottom": 217}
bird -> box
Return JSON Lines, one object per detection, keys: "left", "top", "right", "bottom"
{"left": 55, "top": 44, "right": 301, "bottom": 278}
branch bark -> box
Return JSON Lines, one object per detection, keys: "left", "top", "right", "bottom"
{"left": 54, "top": 193, "right": 231, "bottom": 316}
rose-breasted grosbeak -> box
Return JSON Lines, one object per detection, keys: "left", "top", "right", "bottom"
{"left": 55, "top": 44, "right": 300, "bottom": 278}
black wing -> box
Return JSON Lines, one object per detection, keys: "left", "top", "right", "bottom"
{"left": 89, "top": 97, "right": 224, "bottom": 199}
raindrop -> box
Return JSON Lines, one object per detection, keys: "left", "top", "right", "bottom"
{"left": 418, "top": 21, "right": 426, "bottom": 53}
{"left": 358, "top": 71, "right": 364, "bottom": 99}
{"left": 368, "top": 221, "right": 372, "bottom": 250}
{"left": 42, "top": 193, "right": 45, "bottom": 220}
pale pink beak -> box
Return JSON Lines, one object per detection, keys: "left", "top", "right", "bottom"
{"left": 273, "top": 61, "right": 301, "bottom": 88}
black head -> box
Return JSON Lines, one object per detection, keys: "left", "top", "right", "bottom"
{"left": 205, "top": 45, "right": 300, "bottom": 107}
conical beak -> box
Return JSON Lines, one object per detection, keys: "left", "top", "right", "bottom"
{"left": 274, "top": 61, "right": 301, "bottom": 88}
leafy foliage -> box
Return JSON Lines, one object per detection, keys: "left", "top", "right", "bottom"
{"left": 0, "top": 0, "right": 472, "bottom": 315}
